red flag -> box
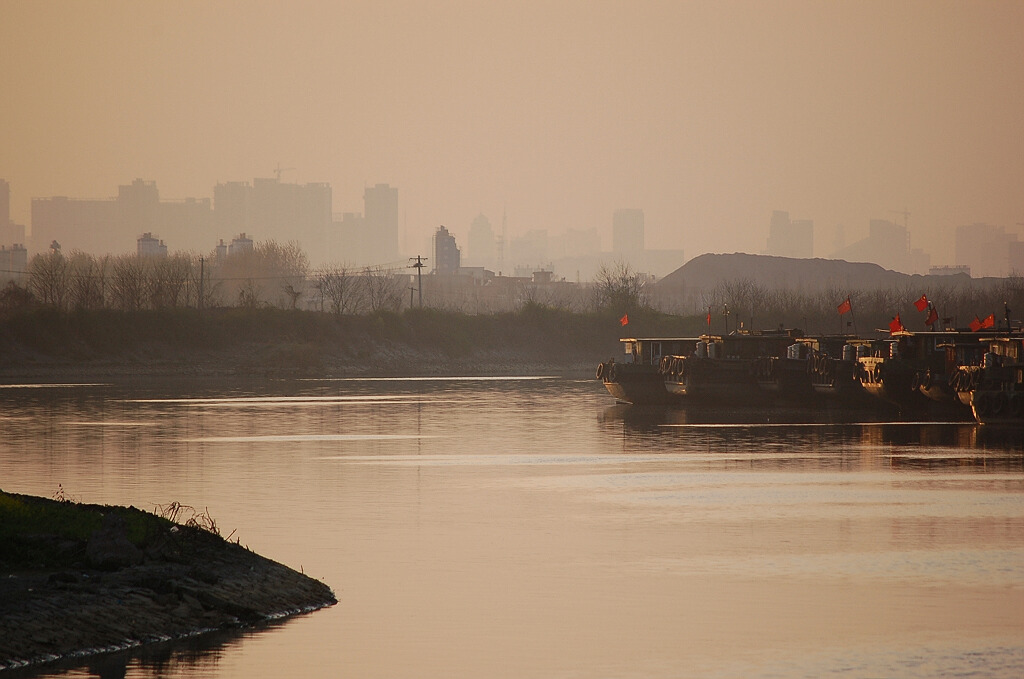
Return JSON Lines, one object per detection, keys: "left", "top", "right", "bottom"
{"left": 969, "top": 316, "right": 982, "bottom": 332}
{"left": 888, "top": 314, "right": 904, "bottom": 334}
{"left": 837, "top": 297, "right": 852, "bottom": 315}
{"left": 981, "top": 313, "right": 995, "bottom": 329}
{"left": 619, "top": 313, "right": 629, "bottom": 326}
{"left": 925, "top": 307, "right": 939, "bottom": 326}
{"left": 706, "top": 307, "right": 711, "bottom": 326}
{"left": 913, "top": 294, "right": 928, "bottom": 312}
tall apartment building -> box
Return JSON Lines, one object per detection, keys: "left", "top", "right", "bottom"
{"left": 766, "top": 210, "right": 813, "bottom": 259}
{"left": 31, "top": 195, "right": 120, "bottom": 255}
{"left": 612, "top": 209, "right": 644, "bottom": 254}
{"left": 432, "top": 225, "right": 461, "bottom": 273}
{"left": 465, "top": 213, "right": 496, "bottom": 270}
{"left": 0, "top": 180, "right": 26, "bottom": 247}
{"left": 364, "top": 184, "right": 399, "bottom": 265}
{"left": 31, "top": 179, "right": 211, "bottom": 256}
{"left": 0, "top": 180, "right": 7, "bottom": 229}
{"left": 213, "top": 177, "right": 331, "bottom": 262}
{"left": 0, "top": 244, "right": 28, "bottom": 284}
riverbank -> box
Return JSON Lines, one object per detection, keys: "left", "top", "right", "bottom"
{"left": 0, "top": 306, "right": 694, "bottom": 380}
{"left": 0, "top": 491, "right": 336, "bottom": 673}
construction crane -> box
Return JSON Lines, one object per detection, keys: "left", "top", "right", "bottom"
{"left": 273, "top": 163, "right": 295, "bottom": 181}
{"left": 891, "top": 208, "right": 910, "bottom": 229}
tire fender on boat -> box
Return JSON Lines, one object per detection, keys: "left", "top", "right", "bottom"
{"left": 596, "top": 363, "right": 605, "bottom": 380}
{"left": 992, "top": 391, "right": 1008, "bottom": 416}
{"left": 974, "top": 391, "right": 993, "bottom": 417}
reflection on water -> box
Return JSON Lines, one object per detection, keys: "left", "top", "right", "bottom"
{"left": 1, "top": 377, "right": 1022, "bottom": 678}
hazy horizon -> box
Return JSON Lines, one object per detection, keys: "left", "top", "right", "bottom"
{"left": 3, "top": 0, "right": 1022, "bottom": 265}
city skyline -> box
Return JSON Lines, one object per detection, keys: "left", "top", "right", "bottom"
{"left": 6, "top": 172, "right": 1024, "bottom": 279}
{"left": 2, "top": 1, "right": 1022, "bottom": 266}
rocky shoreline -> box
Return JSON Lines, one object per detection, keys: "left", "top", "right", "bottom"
{"left": 0, "top": 493, "right": 336, "bottom": 673}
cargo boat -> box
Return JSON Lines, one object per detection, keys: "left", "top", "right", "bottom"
{"left": 970, "top": 336, "right": 1024, "bottom": 425}
{"left": 597, "top": 337, "right": 698, "bottom": 405}
{"left": 659, "top": 331, "right": 806, "bottom": 404}
{"left": 848, "top": 330, "right": 1003, "bottom": 416}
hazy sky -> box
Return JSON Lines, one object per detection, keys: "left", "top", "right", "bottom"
{"left": 2, "top": 0, "right": 1022, "bottom": 263}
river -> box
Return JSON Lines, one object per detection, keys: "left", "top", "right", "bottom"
{"left": 1, "top": 376, "right": 1022, "bottom": 678}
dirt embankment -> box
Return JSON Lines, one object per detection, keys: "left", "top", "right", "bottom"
{"left": 0, "top": 307, "right": 683, "bottom": 381}
{"left": 0, "top": 492, "right": 336, "bottom": 673}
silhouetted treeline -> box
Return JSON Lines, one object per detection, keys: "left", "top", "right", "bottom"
{"left": 684, "top": 275, "right": 1024, "bottom": 335}
{"left": 3, "top": 242, "right": 1023, "bottom": 336}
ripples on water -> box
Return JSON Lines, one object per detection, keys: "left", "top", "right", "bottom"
{"left": 0, "top": 376, "right": 1021, "bottom": 678}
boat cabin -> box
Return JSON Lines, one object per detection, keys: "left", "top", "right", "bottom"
{"left": 619, "top": 337, "right": 700, "bottom": 366}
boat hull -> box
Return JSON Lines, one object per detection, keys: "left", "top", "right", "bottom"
{"left": 971, "top": 389, "right": 1024, "bottom": 425}
{"left": 600, "top": 363, "right": 675, "bottom": 405}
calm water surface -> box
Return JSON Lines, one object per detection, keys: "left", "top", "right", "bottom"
{"left": 1, "top": 376, "right": 1022, "bottom": 678}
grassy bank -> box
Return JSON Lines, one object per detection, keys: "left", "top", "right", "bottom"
{"left": 0, "top": 305, "right": 702, "bottom": 377}
{"left": 0, "top": 490, "right": 336, "bottom": 671}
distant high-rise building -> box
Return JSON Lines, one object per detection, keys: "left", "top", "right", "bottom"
{"left": 466, "top": 214, "right": 496, "bottom": 269}
{"left": 137, "top": 232, "right": 168, "bottom": 258}
{"left": 0, "top": 179, "right": 25, "bottom": 246}
{"left": 212, "top": 177, "right": 331, "bottom": 261}
{"left": 562, "top": 227, "right": 600, "bottom": 258}
{"left": 955, "top": 223, "right": 1019, "bottom": 278}
{"left": 333, "top": 212, "right": 368, "bottom": 266}
{"left": 119, "top": 179, "right": 160, "bottom": 234}
{"left": 214, "top": 182, "right": 252, "bottom": 237}
{"left": 364, "top": 184, "right": 399, "bottom": 265}
{"left": 509, "top": 229, "right": 549, "bottom": 269}
{"left": 1, "top": 179, "right": 9, "bottom": 229}
{"left": 766, "top": 210, "right": 813, "bottom": 258}
{"left": 612, "top": 209, "right": 644, "bottom": 254}
{"left": 832, "top": 218, "right": 930, "bottom": 275}
{"left": 1010, "top": 242, "right": 1024, "bottom": 276}
{"left": 32, "top": 179, "right": 211, "bottom": 256}
{"left": 432, "top": 225, "right": 461, "bottom": 273}
{"left": 31, "top": 195, "right": 120, "bottom": 255}
{"left": 0, "top": 244, "right": 27, "bottom": 284}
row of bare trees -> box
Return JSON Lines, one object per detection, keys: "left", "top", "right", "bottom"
{"left": 7, "top": 240, "right": 413, "bottom": 314}
{"left": 11, "top": 242, "right": 1024, "bottom": 331}
{"left": 687, "top": 276, "right": 1024, "bottom": 334}
{"left": 26, "top": 250, "right": 202, "bottom": 311}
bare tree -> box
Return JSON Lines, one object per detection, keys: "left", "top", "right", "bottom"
{"left": 594, "top": 260, "right": 650, "bottom": 312}
{"left": 212, "top": 239, "right": 309, "bottom": 309}
{"left": 314, "top": 265, "right": 363, "bottom": 315}
{"left": 28, "top": 251, "right": 70, "bottom": 308}
{"left": 68, "top": 252, "right": 107, "bottom": 310}
{"left": 108, "top": 254, "right": 147, "bottom": 310}
{"left": 145, "top": 254, "right": 192, "bottom": 309}
{"left": 362, "top": 267, "right": 403, "bottom": 312}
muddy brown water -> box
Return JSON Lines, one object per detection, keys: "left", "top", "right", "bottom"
{"left": 1, "top": 376, "right": 1022, "bottom": 678}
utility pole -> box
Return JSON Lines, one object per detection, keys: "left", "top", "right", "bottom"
{"left": 199, "top": 257, "right": 204, "bottom": 312}
{"left": 409, "top": 255, "right": 427, "bottom": 307}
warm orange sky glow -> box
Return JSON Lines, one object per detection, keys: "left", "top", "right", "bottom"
{"left": 2, "top": 0, "right": 1022, "bottom": 263}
